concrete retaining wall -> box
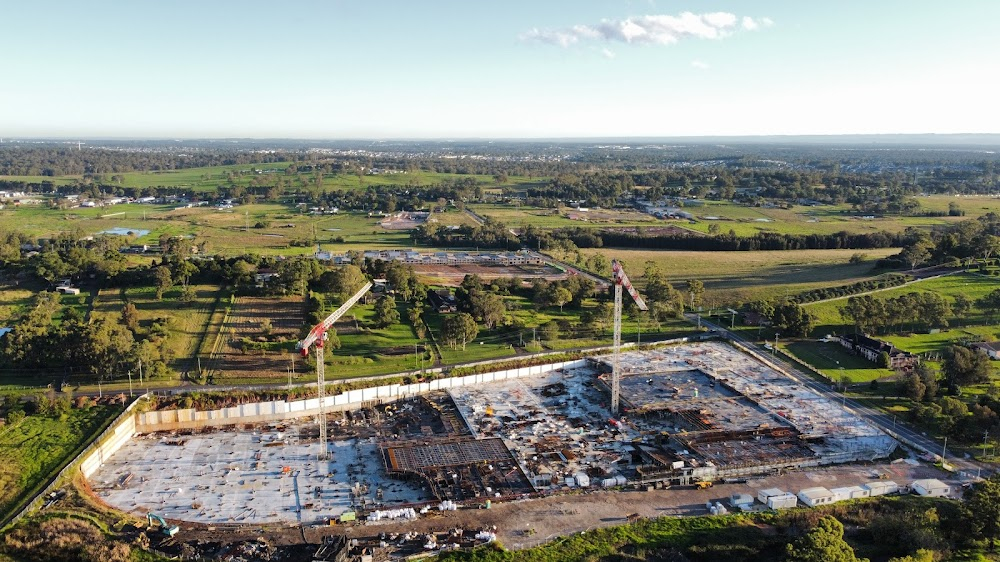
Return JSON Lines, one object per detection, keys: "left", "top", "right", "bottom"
{"left": 136, "top": 360, "right": 588, "bottom": 433}
{"left": 79, "top": 413, "right": 137, "bottom": 478}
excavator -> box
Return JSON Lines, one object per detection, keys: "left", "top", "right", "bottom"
{"left": 147, "top": 513, "right": 179, "bottom": 537}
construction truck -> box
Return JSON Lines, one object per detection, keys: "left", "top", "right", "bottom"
{"left": 695, "top": 480, "right": 714, "bottom": 490}
{"left": 147, "top": 513, "right": 179, "bottom": 537}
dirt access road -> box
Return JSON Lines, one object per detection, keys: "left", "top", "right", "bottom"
{"left": 297, "top": 460, "right": 951, "bottom": 550}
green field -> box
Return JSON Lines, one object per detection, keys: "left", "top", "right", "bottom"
{"left": 0, "top": 203, "right": 478, "bottom": 256}
{"left": 782, "top": 340, "right": 891, "bottom": 383}
{"left": 327, "top": 301, "right": 430, "bottom": 378}
{"left": 677, "top": 198, "right": 1000, "bottom": 237}
{"left": 804, "top": 271, "right": 1000, "bottom": 337}
{"left": 577, "top": 247, "right": 900, "bottom": 308}
{"left": 0, "top": 404, "right": 121, "bottom": 524}
{"left": 471, "top": 204, "right": 663, "bottom": 229}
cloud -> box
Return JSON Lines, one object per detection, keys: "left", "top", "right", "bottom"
{"left": 742, "top": 16, "right": 774, "bottom": 31}
{"left": 691, "top": 60, "right": 709, "bottom": 70}
{"left": 601, "top": 48, "right": 616, "bottom": 59}
{"left": 522, "top": 12, "right": 772, "bottom": 47}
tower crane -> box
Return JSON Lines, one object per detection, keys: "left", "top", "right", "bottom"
{"left": 611, "top": 260, "right": 647, "bottom": 415}
{"left": 297, "top": 282, "right": 372, "bottom": 460}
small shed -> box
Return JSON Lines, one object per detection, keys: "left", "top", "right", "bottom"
{"left": 757, "top": 488, "right": 785, "bottom": 504}
{"left": 912, "top": 478, "right": 951, "bottom": 497}
{"left": 830, "top": 487, "right": 851, "bottom": 502}
{"left": 797, "top": 487, "right": 835, "bottom": 507}
{"left": 863, "top": 481, "right": 900, "bottom": 496}
{"left": 729, "top": 493, "right": 754, "bottom": 509}
{"left": 767, "top": 493, "right": 798, "bottom": 510}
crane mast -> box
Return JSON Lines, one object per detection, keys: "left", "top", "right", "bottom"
{"left": 297, "top": 282, "right": 372, "bottom": 460}
{"left": 611, "top": 260, "right": 647, "bottom": 415}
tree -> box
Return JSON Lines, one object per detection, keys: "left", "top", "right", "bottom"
{"left": 442, "top": 313, "right": 478, "bottom": 350}
{"left": 785, "top": 516, "right": 868, "bottom": 562}
{"left": 954, "top": 294, "right": 973, "bottom": 318}
{"left": 540, "top": 321, "right": 560, "bottom": 341}
{"left": 474, "top": 292, "right": 506, "bottom": 329}
{"left": 687, "top": 279, "right": 705, "bottom": 308}
{"left": 330, "top": 265, "right": 367, "bottom": 299}
{"left": 903, "top": 371, "right": 927, "bottom": 402}
{"left": 943, "top": 345, "right": 992, "bottom": 385}
{"left": 121, "top": 303, "right": 139, "bottom": 333}
{"left": 772, "top": 302, "right": 815, "bottom": 337}
{"left": 900, "top": 242, "right": 932, "bottom": 270}
{"left": 153, "top": 265, "right": 172, "bottom": 300}
{"left": 964, "top": 474, "right": 1000, "bottom": 549}
{"left": 551, "top": 287, "right": 573, "bottom": 312}
{"left": 373, "top": 295, "right": 400, "bottom": 329}
{"left": 877, "top": 351, "right": 891, "bottom": 368}
{"left": 888, "top": 551, "right": 935, "bottom": 562}
{"left": 978, "top": 289, "right": 1000, "bottom": 322}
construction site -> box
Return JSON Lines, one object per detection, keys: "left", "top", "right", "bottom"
{"left": 88, "top": 341, "right": 897, "bottom": 530}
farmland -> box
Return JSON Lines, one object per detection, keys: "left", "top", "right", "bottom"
{"left": 575, "top": 247, "right": 901, "bottom": 307}
{"left": 0, "top": 203, "right": 476, "bottom": 255}
{"left": 471, "top": 204, "right": 662, "bottom": 229}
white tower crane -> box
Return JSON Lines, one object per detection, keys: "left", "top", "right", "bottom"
{"left": 297, "top": 282, "right": 372, "bottom": 459}
{"left": 611, "top": 260, "right": 647, "bottom": 415}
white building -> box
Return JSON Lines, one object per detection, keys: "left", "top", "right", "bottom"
{"left": 863, "top": 481, "right": 900, "bottom": 496}
{"left": 912, "top": 479, "right": 951, "bottom": 497}
{"left": 729, "top": 493, "right": 754, "bottom": 509}
{"left": 830, "top": 485, "right": 870, "bottom": 501}
{"left": 758, "top": 488, "right": 797, "bottom": 509}
{"left": 797, "top": 487, "right": 836, "bottom": 507}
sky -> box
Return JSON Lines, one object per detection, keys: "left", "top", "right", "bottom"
{"left": 2, "top": 0, "right": 999, "bottom": 139}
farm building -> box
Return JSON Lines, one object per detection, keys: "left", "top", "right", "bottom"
{"left": 837, "top": 333, "right": 919, "bottom": 369}
{"left": 971, "top": 341, "right": 1000, "bottom": 360}
{"left": 863, "top": 480, "right": 900, "bottom": 496}
{"left": 912, "top": 478, "right": 951, "bottom": 497}
{"left": 797, "top": 487, "right": 836, "bottom": 507}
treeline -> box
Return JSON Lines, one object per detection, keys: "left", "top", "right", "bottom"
{"left": 840, "top": 292, "right": 956, "bottom": 334}
{"left": 412, "top": 217, "right": 914, "bottom": 252}
{"left": 0, "top": 146, "right": 291, "bottom": 176}
{"left": 790, "top": 273, "right": 909, "bottom": 304}
{"left": 882, "top": 212, "right": 1000, "bottom": 270}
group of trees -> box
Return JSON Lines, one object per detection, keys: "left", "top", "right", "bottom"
{"left": 746, "top": 300, "right": 816, "bottom": 337}
{"left": 0, "top": 291, "right": 168, "bottom": 382}
{"left": 840, "top": 292, "right": 954, "bottom": 335}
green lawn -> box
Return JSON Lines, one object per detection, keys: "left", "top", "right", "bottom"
{"left": 327, "top": 301, "right": 431, "bottom": 378}
{"left": 0, "top": 404, "right": 122, "bottom": 524}
{"left": 782, "top": 340, "right": 892, "bottom": 383}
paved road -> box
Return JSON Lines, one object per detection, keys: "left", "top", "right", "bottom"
{"left": 688, "top": 313, "right": 990, "bottom": 480}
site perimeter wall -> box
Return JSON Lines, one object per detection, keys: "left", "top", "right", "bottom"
{"left": 135, "top": 360, "right": 589, "bottom": 433}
